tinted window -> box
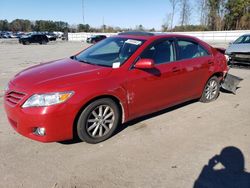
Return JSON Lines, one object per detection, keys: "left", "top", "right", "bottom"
{"left": 177, "top": 40, "right": 209, "bottom": 60}
{"left": 140, "top": 40, "right": 174, "bottom": 64}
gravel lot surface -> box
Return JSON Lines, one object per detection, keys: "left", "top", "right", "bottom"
{"left": 0, "top": 39, "right": 249, "bottom": 188}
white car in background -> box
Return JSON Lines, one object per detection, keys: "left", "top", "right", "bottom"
{"left": 226, "top": 34, "right": 250, "bottom": 66}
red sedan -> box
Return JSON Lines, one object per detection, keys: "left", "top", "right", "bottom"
{"left": 4, "top": 32, "right": 228, "bottom": 143}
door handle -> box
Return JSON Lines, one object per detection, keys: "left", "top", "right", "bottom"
{"left": 208, "top": 61, "right": 214, "bottom": 65}
{"left": 172, "top": 67, "right": 180, "bottom": 73}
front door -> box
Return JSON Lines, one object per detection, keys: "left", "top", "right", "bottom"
{"left": 125, "top": 39, "right": 186, "bottom": 119}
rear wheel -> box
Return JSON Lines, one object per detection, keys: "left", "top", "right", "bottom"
{"left": 200, "top": 76, "right": 220, "bottom": 103}
{"left": 77, "top": 98, "right": 120, "bottom": 144}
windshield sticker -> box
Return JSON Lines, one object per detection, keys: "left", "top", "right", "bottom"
{"left": 125, "top": 39, "right": 142, "bottom": 45}
{"left": 112, "top": 62, "right": 121, "bottom": 69}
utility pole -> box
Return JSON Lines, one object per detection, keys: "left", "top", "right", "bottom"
{"left": 82, "top": 0, "right": 85, "bottom": 24}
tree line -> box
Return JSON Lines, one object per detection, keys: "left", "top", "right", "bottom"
{"left": 0, "top": 19, "right": 129, "bottom": 33}
{"left": 1, "top": 0, "right": 249, "bottom": 33}
{"left": 0, "top": 19, "right": 70, "bottom": 32}
{"left": 163, "top": 0, "right": 250, "bottom": 31}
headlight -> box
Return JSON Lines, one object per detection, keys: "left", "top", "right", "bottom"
{"left": 22, "top": 91, "right": 74, "bottom": 108}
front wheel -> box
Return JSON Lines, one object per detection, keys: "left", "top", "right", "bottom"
{"left": 77, "top": 98, "right": 120, "bottom": 144}
{"left": 200, "top": 76, "right": 220, "bottom": 103}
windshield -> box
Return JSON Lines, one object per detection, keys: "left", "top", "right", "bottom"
{"left": 74, "top": 37, "right": 145, "bottom": 67}
{"left": 234, "top": 35, "right": 250, "bottom": 44}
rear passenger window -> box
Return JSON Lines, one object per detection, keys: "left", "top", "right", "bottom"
{"left": 177, "top": 40, "right": 209, "bottom": 60}
{"left": 140, "top": 40, "right": 174, "bottom": 64}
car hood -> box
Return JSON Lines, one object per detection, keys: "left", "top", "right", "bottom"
{"left": 10, "top": 58, "right": 112, "bottom": 90}
{"left": 226, "top": 43, "right": 250, "bottom": 54}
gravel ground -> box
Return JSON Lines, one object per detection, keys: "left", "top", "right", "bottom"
{"left": 0, "top": 39, "right": 249, "bottom": 188}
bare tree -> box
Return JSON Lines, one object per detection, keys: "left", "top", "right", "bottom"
{"left": 198, "top": 0, "right": 209, "bottom": 26}
{"left": 169, "top": 0, "right": 180, "bottom": 30}
{"left": 207, "top": 0, "right": 226, "bottom": 30}
{"left": 162, "top": 13, "right": 172, "bottom": 31}
{"left": 179, "top": 0, "right": 191, "bottom": 26}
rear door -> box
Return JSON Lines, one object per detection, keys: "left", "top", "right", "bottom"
{"left": 175, "top": 38, "right": 212, "bottom": 99}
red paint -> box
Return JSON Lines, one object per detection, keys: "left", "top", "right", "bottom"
{"left": 4, "top": 34, "right": 228, "bottom": 142}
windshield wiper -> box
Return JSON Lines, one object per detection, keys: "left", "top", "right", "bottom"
{"left": 78, "top": 59, "right": 95, "bottom": 65}
{"left": 94, "top": 63, "right": 111, "bottom": 67}
{"left": 72, "top": 56, "right": 111, "bottom": 67}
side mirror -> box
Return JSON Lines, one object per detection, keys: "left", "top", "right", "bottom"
{"left": 134, "top": 59, "right": 155, "bottom": 69}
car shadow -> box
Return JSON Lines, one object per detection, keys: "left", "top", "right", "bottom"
{"left": 194, "top": 146, "right": 250, "bottom": 188}
{"left": 59, "top": 99, "right": 198, "bottom": 145}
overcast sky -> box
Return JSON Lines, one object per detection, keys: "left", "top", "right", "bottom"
{"left": 0, "top": 0, "right": 199, "bottom": 30}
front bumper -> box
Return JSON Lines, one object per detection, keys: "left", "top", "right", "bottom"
{"left": 229, "top": 52, "right": 250, "bottom": 65}
{"left": 4, "top": 89, "right": 77, "bottom": 142}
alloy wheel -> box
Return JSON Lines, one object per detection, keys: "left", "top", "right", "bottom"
{"left": 86, "top": 105, "right": 115, "bottom": 138}
{"left": 204, "top": 80, "right": 218, "bottom": 100}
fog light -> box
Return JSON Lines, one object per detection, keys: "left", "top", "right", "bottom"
{"left": 33, "top": 127, "right": 46, "bottom": 136}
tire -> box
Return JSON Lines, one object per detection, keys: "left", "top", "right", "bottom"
{"left": 200, "top": 76, "right": 220, "bottom": 103}
{"left": 77, "top": 98, "right": 120, "bottom": 144}
{"left": 24, "top": 41, "right": 29, "bottom": 45}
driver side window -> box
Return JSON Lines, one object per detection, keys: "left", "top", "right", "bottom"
{"left": 140, "top": 40, "right": 174, "bottom": 64}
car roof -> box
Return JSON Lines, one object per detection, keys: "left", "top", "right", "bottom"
{"left": 116, "top": 31, "right": 201, "bottom": 41}
{"left": 114, "top": 31, "right": 212, "bottom": 51}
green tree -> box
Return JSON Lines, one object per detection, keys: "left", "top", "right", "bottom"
{"left": 136, "top": 24, "right": 145, "bottom": 31}
{"left": 77, "top": 24, "right": 90, "bottom": 32}
{"left": 207, "top": 0, "right": 225, "bottom": 30}
{"left": 0, "top": 20, "right": 9, "bottom": 31}
{"left": 224, "top": 0, "right": 250, "bottom": 30}
{"left": 9, "top": 19, "right": 32, "bottom": 32}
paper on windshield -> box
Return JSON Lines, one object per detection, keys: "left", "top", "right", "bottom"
{"left": 112, "top": 62, "right": 121, "bottom": 69}
{"left": 125, "top": 39, "right": 142, "bottom": 45}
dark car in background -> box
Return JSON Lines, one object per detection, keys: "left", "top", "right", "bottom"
{"left": 19, "top": 34, "right": 49, "bottom": 45}
{"left": 86, "top": 35, "right": 107, "bottom": 43}
{"left": 226, "top": 34, "right": 250, "bottom": 66}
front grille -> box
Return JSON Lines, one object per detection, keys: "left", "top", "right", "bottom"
{"left": 6, "top": 91, "right": 26, "bottom": 106}
{"left": 231, "top": 53, "right": 250, "bottom": 62}
{"left": 235, "top": 54, "right": 250, "bottom": 59}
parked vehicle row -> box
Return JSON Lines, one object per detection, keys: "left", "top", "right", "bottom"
{"left": 0, "top": 31, "right": 64, "bottom": 41}
{"left": 0, "top": 31, "right": 17, "bottom": 38}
